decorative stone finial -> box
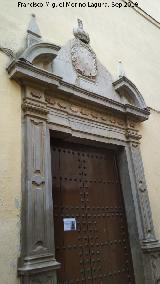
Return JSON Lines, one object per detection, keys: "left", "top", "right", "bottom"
{"left": 73, "top": 19, "right": 90, "bottom": 44}
{"left": 27, "top": 14, "right": 41, "bottom": 38}
{"left": 27, "top": 14, "right": 41, "bottom": 46}
{"left": 118, "top": 60, "right": 125, "bottom": 78}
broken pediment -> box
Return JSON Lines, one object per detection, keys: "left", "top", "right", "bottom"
{"left": 113, "top": 76, "right": 147, "bottom": 109}
{"left": 19, "top": 14, "right": 60, "bottom": 68}
{"left": 20, "top": 42, "right": 60, "bottom": 71}
{"left": 7, "top": 15, "right": 150, "bottom": 122}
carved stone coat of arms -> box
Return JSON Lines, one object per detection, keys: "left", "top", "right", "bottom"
{"left": 71, "top": 39, "right": 97, "bottom": 81}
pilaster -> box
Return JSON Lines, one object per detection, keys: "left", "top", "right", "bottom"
{"left": 19, "top": 86, "right": 60, "bottom": 284}
{"left": 125, "top": 122, "right": 160, "bottom": 283}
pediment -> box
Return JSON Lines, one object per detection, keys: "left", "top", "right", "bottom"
{"left": 7, "top": 16, "right": 150, "bottom": 122}
{"left": 19, "top": 42, "right": 60, "bottom": 65}
{"left": 113, "top": 76, "right": 147, "bottom": 109}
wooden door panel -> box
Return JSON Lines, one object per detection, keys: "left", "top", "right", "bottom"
{"left": 54, "top": 216, "right": 64, "bottom": 247}
{"left": 84, "top": 151, "right": 117, "bottom": 180}
{"left": 64, "top": 249, "right": 81, "bottom": 280}
{"left": 61, "top": 180, "right": 81, "bottom": 207}
{"left": 87, "top": 183, "right": 106, "bottom": 207}
{"left": 105, "top": 215, "right": 125, "bottom": 240}
{"left": 59, "top": 149, "right": 81, "bottom": 178}
{"left": 87, "top": 183, "right": 123, "bottom": 207}
{"left": 106, "top": 183, "right": 123, "bottom": 207}
{"left": 51, "top": 140, "right": 135, "bottom": 284}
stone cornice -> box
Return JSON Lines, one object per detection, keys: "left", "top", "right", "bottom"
{"left": 19, "top": 42, "right": 61, "bottom": 63}
{"left": 7, "top": 59, "right": 150, "bottom": 122}
{"left": 7, "top": 59, "right": 62, "bottom": 86}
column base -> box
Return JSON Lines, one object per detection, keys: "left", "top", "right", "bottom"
{"left": 20, "top": 271, "right": 57, "bottom": 284}
{"left": 141, "top": 239, "right": 160, "bottom": 283}
{"left": 18, "top": 254, "right": 60, "bottom": 284}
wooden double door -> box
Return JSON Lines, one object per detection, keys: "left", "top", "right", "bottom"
{"left": 51, "top": 139, "right": 135, "bottom": 284}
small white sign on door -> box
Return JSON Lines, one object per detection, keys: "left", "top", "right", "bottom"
{"left": 63, "top": 218, "right": 76, "bottom": 231}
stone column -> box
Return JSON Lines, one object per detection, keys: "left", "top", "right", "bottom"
{"left": 18, "top": 86, "right": 60, "bottom": 284}
{"left": 125, "top": 125, "right": 160, "bottom": 284}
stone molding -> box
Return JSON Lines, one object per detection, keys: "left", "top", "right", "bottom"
{"left": 21, "top": 88, "right": 49, "bottom": 119}
{"left": 113, "top": 76, "right": 147, "bottom": 109}
{"left": 7, "top": 59, "right": 150, "bottom": 122}
{"left": 19, "top": 42, "right": 60, "bottom": 63}
{"left": 22, "top": 98, "right": 48, "bottom": 119}
{"left": 46, "top": 95, "right": 129, "bottom": 127}
{"left": 18, "top": 84, "right": 160, "bottom": 283}
{"left": 18, "top": 87, "right": 160, "bottom": 284}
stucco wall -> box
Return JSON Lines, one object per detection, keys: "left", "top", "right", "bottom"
{"left": 0, "top": 54, "right": 21, "bottom": 284}
{"left": 0, "top": 0, "right": 160, "bottom": 283}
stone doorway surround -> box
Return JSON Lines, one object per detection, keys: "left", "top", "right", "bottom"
{"left": 6, "top": 15, "right": 160, "bottom": 284}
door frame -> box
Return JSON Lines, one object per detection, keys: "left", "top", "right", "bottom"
{"left": 14, "top": 84, "right": 160, "bottom": 284}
